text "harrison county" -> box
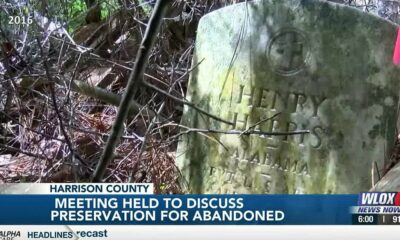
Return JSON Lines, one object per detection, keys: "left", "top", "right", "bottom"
{"left": 49, "top": 184, "right": 152, "bottom": 194}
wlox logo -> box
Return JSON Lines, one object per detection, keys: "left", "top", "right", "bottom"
{"left": 358, "top": 192, "right": 400, "bottom": 206}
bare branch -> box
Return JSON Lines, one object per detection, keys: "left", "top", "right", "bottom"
{"left": 92, "top": 0, "right": 170, "bottom": 182}
{"left": 141, "top": 81, "right": 234, "bottom": 125}
{"left": 37, "top": 38, "right": 87, "bottom": 167}
{"left": 164, "top": 123, "right": 310, "bottom": 139}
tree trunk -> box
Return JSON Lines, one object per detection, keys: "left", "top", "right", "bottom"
{"left": 371, "top": 162, "right": 400, "bottom": 191}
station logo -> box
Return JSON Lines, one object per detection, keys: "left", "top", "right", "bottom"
{"left": 0, "top": 230, "right": 21, "bottom": 240}
{"left": 352, "top": 192, "right": 400, "bottom": 214}
{"left": 358, "top": 192, "right": 400, "bottom": 206}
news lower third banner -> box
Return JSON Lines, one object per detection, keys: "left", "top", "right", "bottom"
{"left": 1, "top": 184, "right": 400, "bottom": 226}
{"left": 0, "top": 183, "right": 358, "bottom": 225}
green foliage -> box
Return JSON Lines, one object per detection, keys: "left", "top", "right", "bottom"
{"left": 67, "top": 0, "right": 87, "bottom": 32}
{"left": 101, "top": 0, "right": 120, "bottom": 19}
{"left": 139, "top": 3, "right": 153, "bottom": 16}
{"left": 70, "top": 0, "right": 86, "bottom": 18}
{"left": 65, "top": 0, "right": 121, "bottom": 32}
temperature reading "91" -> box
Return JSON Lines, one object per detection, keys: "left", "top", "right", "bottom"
{"left": 378, "top": 215, "right": 400, "bottom": 225}
{"left": 392, "top": 215, "right": 400, "bottom": 224}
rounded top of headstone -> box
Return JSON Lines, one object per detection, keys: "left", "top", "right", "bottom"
{"left": 202, "top": 0, "right": 397, "bottom": 27}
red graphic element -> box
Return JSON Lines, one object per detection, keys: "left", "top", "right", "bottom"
{"left": 393, "top": 28, "right": 400, "bottom": 65}
{"left": 395, "top": 193, "right": 400, "bottom": 206}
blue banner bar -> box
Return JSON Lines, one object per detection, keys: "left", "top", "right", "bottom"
{"left": 0, "top": 195, "right": 357, "bottom": 225}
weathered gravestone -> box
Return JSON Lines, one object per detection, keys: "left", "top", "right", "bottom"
{"left": 176, "top": 0, "right": 400, "bottom": 194}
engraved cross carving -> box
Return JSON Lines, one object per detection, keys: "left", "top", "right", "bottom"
{"left": 274, "top": 31, "right": 304, "bottom": 71}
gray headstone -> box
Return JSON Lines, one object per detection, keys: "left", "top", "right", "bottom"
{"left": 176, "top": 0, "right": 400, "bottom": 194}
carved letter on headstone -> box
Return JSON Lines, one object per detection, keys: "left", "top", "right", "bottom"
{"left": 176, "top": 0, "right": 400, "bottom": 193}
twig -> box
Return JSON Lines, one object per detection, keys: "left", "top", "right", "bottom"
{"left": 160, "top": 123, "right": 310, "bottom": 139}
{"left": 0, "top": 110, "right": 66, "bottom": 143}
{"left": 19, "top": 74, "right": 160, "bottom": 119}
{"left": 142, "top": 81, "right": 234, "bottom": 125}
{"left": 375, "top": 161, "right": 381, "bottom": 181}
{"left": 128, "top": 101, "right": 164, "bottom": 182}
{"left": 178, "top": 127, "right": 309, "bottom": 137}
{"left": 37, "top": 38, "right": 87, "bottom": 167}
{"left": 0, "top": 143, "right": 51, "bottom": 160}
{"left": 240, "top": 112, "right": 281, "bottom": 136}
{"left": 127, "top": 61, "right": 184, "bottom": 182}
{"left": 68, "top": 125, "right": 144, "bottom": 141}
